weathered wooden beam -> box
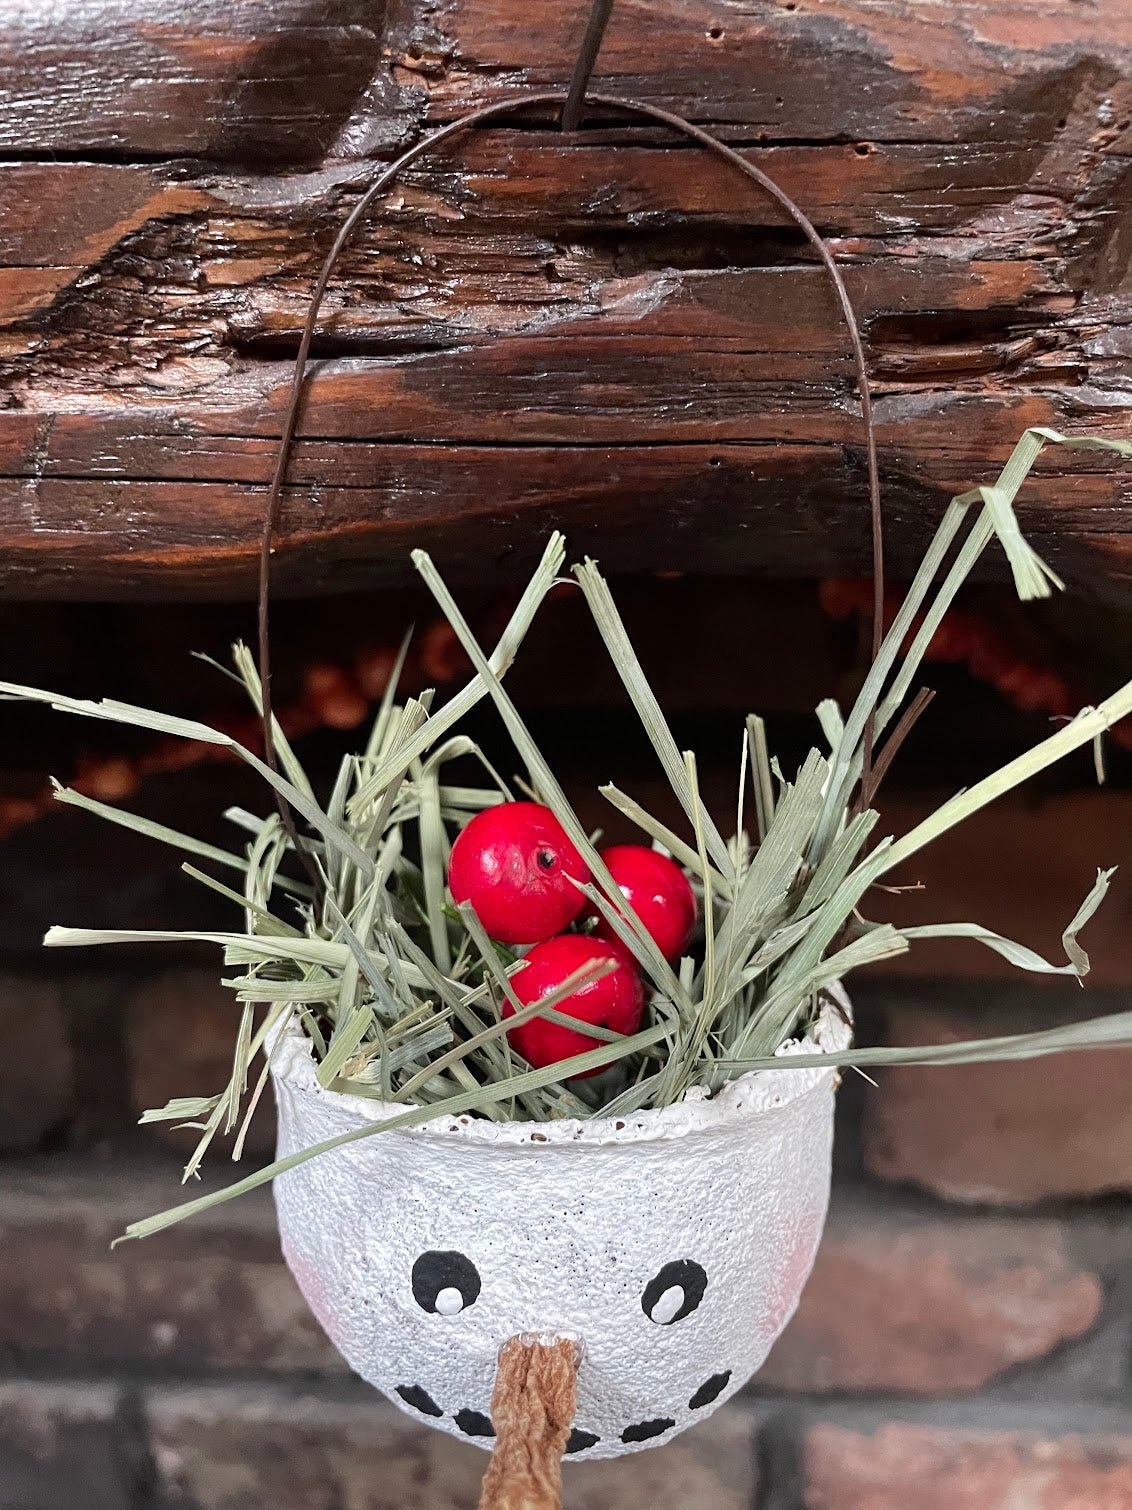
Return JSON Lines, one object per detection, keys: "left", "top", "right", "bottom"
{"left": 0, "top": 0, "right": 1130, "bottom": 599}
{"left": 0, "top": 0, "right": 408, "bottom": 162}
{"left": 4, "top": 0, "right": 1131, "bottom": 156}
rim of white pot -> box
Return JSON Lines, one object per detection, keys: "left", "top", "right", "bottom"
{"left": 269, "top": 982, "right": 851, "bottom": 1151}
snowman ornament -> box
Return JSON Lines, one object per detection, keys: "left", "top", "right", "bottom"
{"left": 270, "top": 985, "right": 848, "bottom": 1463}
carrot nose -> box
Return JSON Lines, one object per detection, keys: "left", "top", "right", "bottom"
{"left": 478, "top": 1333, "right": 581, "bottom": 1510}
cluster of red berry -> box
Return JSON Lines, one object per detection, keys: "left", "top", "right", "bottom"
{"left": 448, "top": 802, "right": 695, "bottom": 1078}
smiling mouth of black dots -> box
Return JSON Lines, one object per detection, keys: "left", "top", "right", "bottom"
{"left": 396, "top": 1369, "right": 731, "bottom": 1452}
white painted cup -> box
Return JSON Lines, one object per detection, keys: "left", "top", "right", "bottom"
{"left": 270, "top": 992, "right": 848, "bottom": 1460}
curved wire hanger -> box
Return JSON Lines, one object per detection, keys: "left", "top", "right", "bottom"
{"left": 256, "top": 13, "right": 883, "bottom": 883}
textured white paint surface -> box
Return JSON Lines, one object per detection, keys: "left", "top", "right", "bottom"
{"left": 270, "top": 993, "right": 849, "bottom": 1460}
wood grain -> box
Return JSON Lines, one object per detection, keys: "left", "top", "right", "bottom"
{"left": 1, "top": 0, "right": 1130, "bottom": 599}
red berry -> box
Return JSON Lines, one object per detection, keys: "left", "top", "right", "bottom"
{"left": 448, "top": 801, "right": 589, "bottom": 945}
{"left": 504, "top": 935, "right": 645, "bottom": 1079}
{"left": 594, "top": 844, "right": 696, "bottom": 962}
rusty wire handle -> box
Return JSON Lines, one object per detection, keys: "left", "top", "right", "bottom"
{"left": 257, "top": 90, "right": 883, "bottom": 873}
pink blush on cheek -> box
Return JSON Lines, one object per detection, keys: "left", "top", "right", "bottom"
{"left": 765, "top": 1208, "right": 826, "bottom": 1322}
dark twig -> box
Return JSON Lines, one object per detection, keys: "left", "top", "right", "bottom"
{"left": 860, "top": 687, "right": 936, "bottom": 811}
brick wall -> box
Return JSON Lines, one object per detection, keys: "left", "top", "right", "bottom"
{"left": 2, "top": 960, "right": 1131, "bottom": 1510}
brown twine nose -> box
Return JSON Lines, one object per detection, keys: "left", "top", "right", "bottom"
{"left": 478, "top": 1334, "right": 581, "bottom": 1510}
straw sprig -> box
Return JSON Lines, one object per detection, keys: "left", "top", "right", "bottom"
{"left": 3, "top": 428, "right": 1131, "bottom": 1239}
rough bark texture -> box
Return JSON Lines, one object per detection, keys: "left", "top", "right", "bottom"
{"left": 1, "top": 0, "right": 1131, "bottom": 599}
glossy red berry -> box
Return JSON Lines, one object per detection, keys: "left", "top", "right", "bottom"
{"left": 594, "top": 844, "right": 696, "bottom": 962}
{"left": 504, "top": 934, "right": 645, "bottom": 1079}
{"left": 448, "top": 801, "right": 590, "bottom": 945}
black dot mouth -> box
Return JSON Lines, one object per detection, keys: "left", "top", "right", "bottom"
{"left": 396, "top": 1383, "right": 442, "bottom": 1418}
{"left": 621, "top": 1416, "right": 676, "bottom": 1444}
{"left": 454, "top": 1408, "right": 495, "bottom": 1438}
{"left": 396, "top": 1388, "right": 495, "bottom": 1438}
{"left": 398, "top": 1372, "right": 731, "bottom": 1452}
{"left": 689, "top": 1370, "right": 731, "bottom": 1410}
{"left": 565, "top": 1428, "right": 600, "bottom": 1454}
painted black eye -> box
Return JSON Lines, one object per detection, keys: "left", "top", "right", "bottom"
{"left": 641, "top": 1259, "right": 707, "bottom": 1325}
{"left": 412, "top": 1251, "right": 482, "bottom": 1315}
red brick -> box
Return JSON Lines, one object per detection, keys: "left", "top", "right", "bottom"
{"left": 145, "top": 1384, "right": 759, "bottom": 1510}
{"left": 760, "top": 1202, "right": 1102, "bottom": 1394}
{"left": 801, "top": 1423, "right": 1132, "bottom": 1510}
{"left": 3, "top": 1165, "right": 1108, "bottom": 1396}
{"left": 0, "top": 975, "right": 73, "bottom": 1151}
{"left": 0, "top": 1164, "right": 338, "bottom": 1374}
{"left": 868, "top": 793, "right": 1132, "bottom": 987}
{"left": 125, "top": 969, "right": 275, "bottom": 1156}
{"left": 862, "top": 997, "right": 1132, "bottom": 1204}
{"left": 0, "top": 1380, "right": 132, "bottom": 1510}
